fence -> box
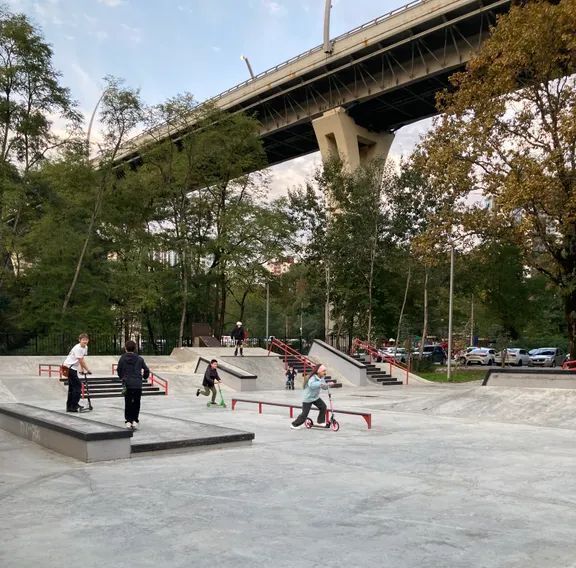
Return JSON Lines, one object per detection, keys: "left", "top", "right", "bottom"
{"left": 0, "top": 333, "right": 310, "bottom": 356}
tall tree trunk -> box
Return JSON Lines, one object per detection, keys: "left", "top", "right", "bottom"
{"left": 178, "top": 249, "right": 188, "bottom": 348}
{"left": 419, "top": 268, "right": 429, "bottom": 358}
{"left": 395, "top": 264, "right": 411, "bottom": 350}
{"left": 565, "top": 288, "right": 576, "bottom": 358}
{"left": 217, "top": 269, "right": 227, "bottom": 339}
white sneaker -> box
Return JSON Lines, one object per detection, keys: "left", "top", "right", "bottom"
{"left": 125, "top": 422, "right": 133, "bottom": 429}
{"left": 290, "top": 424, "right": 302, "bottom": 429}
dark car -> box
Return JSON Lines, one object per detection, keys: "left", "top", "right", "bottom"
{"left": 413, "top": 345, "right": 447, "bottom": 364}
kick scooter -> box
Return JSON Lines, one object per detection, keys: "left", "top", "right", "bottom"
{"left": 79, "top": 372, "right": 94, "bottom": 412}
{"left": 304, "top": 386, "right": 339, "bottom": 431}
{"left": 207, "top": 382, "right": 227, "bottom": 408}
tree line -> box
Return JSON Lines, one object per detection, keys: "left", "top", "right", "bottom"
{"left": 0, "top": 1, "right": 575, "bottom": 354}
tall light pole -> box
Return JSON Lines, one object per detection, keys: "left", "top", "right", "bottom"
{"left": 240, "top": 55, "right": 255, "bottom": 79}
{"left": 86, "top": 89, "right": 108, "bottom": 159}
{"left": 265, "top": 281, "right": 270, "bottom": 342}
{"left": 323, "top": 0, "right": 333, "bottom": 53}
{"left": 447, "top": 244, "right": 455, "bottom": 380}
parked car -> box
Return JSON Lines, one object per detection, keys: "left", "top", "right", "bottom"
{"left": 465, "top": 348, "right": 497, "bottom": 366}
{"left": 413, "top": 345, "right": 447, "bottom": 364}
{"left": 456, "top": 347, "right": 477, "bottom": 365}
{"left": 494, "top": 348, "right": 532, "bottom": 366}
{"left": 377, "top": 347, "right": 408, "bottom": 363}
{"left": 529, "top": 347, "right": 565, "bottom": 367}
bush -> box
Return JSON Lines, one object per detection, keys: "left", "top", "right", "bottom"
{"left": 410, "top": 358, "right": 435, "bottom": 373}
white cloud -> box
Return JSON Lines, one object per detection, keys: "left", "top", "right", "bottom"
{"left": 267, "top": 153, "right": 321, "bottom": 199}
{"left": 90, "top": 29, "right": 109, "bottom": 41}
{"left": 211, "top": 46, "right": 221, "bottom": 53}
{"left": 98, "top": 0, "right": 124, "bottom": 7}
{"left": 262, "top": 0, "right": 286, "bottom": 17}
{"left": 120, "top": 23, "right": 142, "bottom": 44}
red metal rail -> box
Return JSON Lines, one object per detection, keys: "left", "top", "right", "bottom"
{"left": 112, "top": 364, "right": 169, "bottom": 395}
{"left": 38, "top": 364, "right": 63, "bottom": 378}
{"left": 267, "top": 337, "right": 315, "bottom": 376}
{"left": 351, "top": 338, "right": 410, "bottom": 384}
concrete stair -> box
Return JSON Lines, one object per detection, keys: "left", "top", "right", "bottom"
{"left": 61, "top": 375, "right": 166, "bottom": 398}
{"left": 352, "top": 354, "right": 403, "bottom": 386}
{"left": 277, "top": 354, "right": 343, "bottom": 388}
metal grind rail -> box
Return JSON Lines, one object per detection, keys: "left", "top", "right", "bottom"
{"left": 267, "top": 337, "right": 316, "bottom": 376}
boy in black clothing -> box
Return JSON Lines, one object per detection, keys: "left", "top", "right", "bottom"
{"left": 197, "top": 359, "right": 221, "bottom": 403}
{"left": 116, "top": 340, "right": 150, "bottom": 430}
{"left": 285, "top": 366, "right": 297, "bottom": 390}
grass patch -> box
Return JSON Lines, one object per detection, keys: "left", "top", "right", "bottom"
{"left": 416, "top": 369, "right": 487, "bottom": 383}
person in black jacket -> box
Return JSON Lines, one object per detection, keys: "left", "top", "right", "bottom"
{"left": 116, "top": 340, "right": 150, "bottom": 430}
{"left": 231, "top": 321, "right": 247, "bottom": 356}
{"left": 196, "top": 359, "right": 221, "bottom": 403}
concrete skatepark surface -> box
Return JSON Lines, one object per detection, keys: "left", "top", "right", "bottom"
{"left": 2, "top": 357, "right": 576, "bottom": 566}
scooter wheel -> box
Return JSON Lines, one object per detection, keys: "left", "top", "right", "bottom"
{"left": 304, "top": 418, "right": 313, "bottom": 429}
{"left": 330, "top": 420, "right": 340, "bottom": 432}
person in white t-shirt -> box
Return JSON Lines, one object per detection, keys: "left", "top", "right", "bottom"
{"left": 63, "top": 333, "right": 92, "bottom": 412}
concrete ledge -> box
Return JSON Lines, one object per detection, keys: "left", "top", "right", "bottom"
{"left": 0, "top": 403, "right": 132, "bottom": 462}
{"left": 194, "top": 357, "right": 257, "bottom": 391}
{"left": 308, "top": 340, "right": 368, "bottom": 386}
{"left": 483, "top": 368, "right": 576, "bottom": 389}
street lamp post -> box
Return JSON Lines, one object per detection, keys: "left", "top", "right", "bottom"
{"left": 447, "top": 244, "right": 455, "bottom": 380}
{"left": 240, "top": 55, "right": 255, "bottom": 79}
{"left": 265, "top": 281, "right": 270, "bottom": 343}
{"left": 86, "top": 89, "right": 108, "bottom": 159}
{"left": 323, "top": 0, "right": 333, "bottom": 53}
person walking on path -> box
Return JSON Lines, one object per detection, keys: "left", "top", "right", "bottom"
{"left": 197, "top": 359, "right": 221, "bottom": 404}
{"left": 231, "top": 321, "right": 247, "bottom": 356}
{"left": 116, "top": 340, "right": 150, "bottom": 430}
{"left": 290, "top": 364, "right": 329, "bottom": 429}
{"left": 285, "top": 366, "right": 297, "bottom": 390}
{"left": 63, "top": 333, "right": 92, "bottom": 412}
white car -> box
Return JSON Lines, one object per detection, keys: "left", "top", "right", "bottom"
{"left": 494, "top": 348, "right": 532, "bottom": 366}
{"left": 529, "top": 348, "right": 565, "bottom": 367}
{"left": 465, "top": 348, "right": 496, "bottom": 366}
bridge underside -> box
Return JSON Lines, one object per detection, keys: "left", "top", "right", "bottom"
{"left": 117, "top": 0, "right": 512, "bottom": 171}
{"left": 261, "top": 67, "right": 456, "bottom": 166}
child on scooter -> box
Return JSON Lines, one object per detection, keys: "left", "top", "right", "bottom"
{"left": 290, "top": 364, "right": 328, "bottom": 429}
{"left": 285, "top": 366, "right": 297, "bottom": 390}
{"left": 196, "top": 359, "right": 221, "bottom": 404}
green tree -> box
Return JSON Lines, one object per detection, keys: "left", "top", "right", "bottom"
{"left": 414, "top": 0, "right": 576, "bottom": 352}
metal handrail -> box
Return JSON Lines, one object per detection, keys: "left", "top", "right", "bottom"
{"left": 268, "top": 337, "right": 315, "bottom": 376}
{"left": 352, "top": 338, "right": 410, "bottom": 383}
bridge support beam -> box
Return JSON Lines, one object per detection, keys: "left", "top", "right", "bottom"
{"left": 312, "top": 107, "right": 394, "bottom": 169}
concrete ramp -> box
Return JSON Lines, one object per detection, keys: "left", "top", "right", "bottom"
{"left": 219, "top": 355, "right": 288, "bottom": 390}
{"left": 0, "top": 377, "right": 67, "bottom": 403}
{"left": 369, "top": 384, "right": 576, "bottom": 429}
{"left": 483, "top": 368, "right": 576, "bottom": 389}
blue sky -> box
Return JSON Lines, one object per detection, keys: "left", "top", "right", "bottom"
{"left": 4, "top": 0, "right": 432, "bottom": 192}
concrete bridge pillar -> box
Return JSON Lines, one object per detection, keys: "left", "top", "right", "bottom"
{"left": 311, "top": 107, "right": 394, "bottom": 169}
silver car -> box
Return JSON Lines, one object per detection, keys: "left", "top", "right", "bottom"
{"left": 529, "top": 348, "right": 565, "bottom": 367}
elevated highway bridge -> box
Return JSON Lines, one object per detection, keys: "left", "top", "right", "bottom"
{"left": 117, "top": 0, "right": 512, "bottom": 171}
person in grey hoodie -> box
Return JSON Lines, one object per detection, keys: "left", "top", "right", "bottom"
{"left": 290, "top": 364, "right": 329, "bottom": 429}
{"left": 116, "top": 340, "right": 150, "bottom": 430}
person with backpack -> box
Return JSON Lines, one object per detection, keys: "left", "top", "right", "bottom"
{"left": 63, "top": 333, "right": 92, "bottom": 412}
{"left": 116, "top": 340, "right": 150, "bottom": 430}
{"left": 230, "top": 321, "right": 247, "bottom": 356}
{"left": 196, "top": 359, "right": 221, "bottom": 404}
{"left": 290, "top": 364, "right": 329, "bottom": 429}
{"left": 285, "top": 366, "right": 297, "bottom": 390}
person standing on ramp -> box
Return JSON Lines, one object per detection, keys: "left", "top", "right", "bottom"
{"left": 63, "top": 333, "right": 92, "bottom": 412}
{"left": 231, "top": 321, "right": 247, "bottom": 356}
{"left": 116, "top": 340, "right": 150, "bottom": 430}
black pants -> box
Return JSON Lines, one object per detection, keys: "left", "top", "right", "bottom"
{"left": 234, "top": 340, "right": 244, "bottom": 356}
{"left": 124, "top": 388, "right": 142, "bottom": 423}
{"left": 292, "top": 398, "right": 327, "bottom": 427}
{"left": 66, "top": 369, "right": 82, "bottom": 411}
